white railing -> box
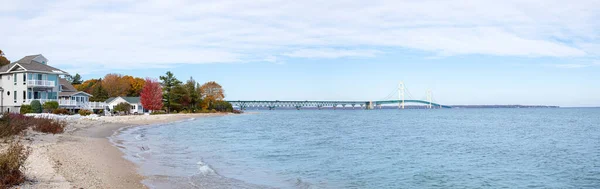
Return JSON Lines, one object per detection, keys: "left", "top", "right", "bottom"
{"left": 24, "top": 99, "right": 107, "bottom": 109}
{"left": 27, "top": 80, "right": 55, "bottom": 87}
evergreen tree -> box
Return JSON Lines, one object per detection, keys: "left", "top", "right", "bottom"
{"left": 90, "top": 79, "right": 109, "bottom": 102}
{"left": 159, "top": 71, "right": 181, "bottom": 113}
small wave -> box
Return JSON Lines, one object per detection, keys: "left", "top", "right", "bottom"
{"left": 293, "top": 178, "right": 316, "bottom": 189}
{"left": 197, "top": 159, "right": 216, "bottom": 175}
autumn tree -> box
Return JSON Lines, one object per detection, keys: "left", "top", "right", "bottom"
{"left": 0, "top": 50, "right": 10, "bottom": 67}
{"left": 76, "top": 79, "right": 100, "bottom": 93}
{"left": 140, "top": 78, "right": 163, "bottom": 112}
{"left": 159, "top": 71, "right": 181, "bottom": 113}
{"left": 102, "top": 73, "right": 130, "bottom": 97}
{"left": 200, "top": 81, "right": 225, "bottom": 110}
{"left": 128, "top": 77, "right": 145, "bottom": 96}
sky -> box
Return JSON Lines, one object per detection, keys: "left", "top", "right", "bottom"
{"left": 1, "top": 0, "right": 599, "bottom": 107}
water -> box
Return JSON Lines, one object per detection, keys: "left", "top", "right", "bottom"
{"left": 112, "top": 108, "right": 600, "bottom": 188}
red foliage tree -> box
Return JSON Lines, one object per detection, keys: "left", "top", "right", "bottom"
{"left": 140, "top": 78, "right": 163, "bottom": 111}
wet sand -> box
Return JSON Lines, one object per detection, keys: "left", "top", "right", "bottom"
{"left": 16, "top": 113, "right": 227, "bottom": 189}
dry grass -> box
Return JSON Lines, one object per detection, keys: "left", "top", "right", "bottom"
{"left": 0, "top": 140, "right": 30, "bottom": 188}
{"left": 0, "top": 114, "right": 30, "bottom": 138}
{"left": 0, "top": 113, "right": 66, "bottom": 137}
{"left": 31, "top": 117, "right": 66, "bottom": 134}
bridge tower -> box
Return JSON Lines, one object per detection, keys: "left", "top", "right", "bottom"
{"left": 399, "top": 81, "right": 405, "bottom": 109}
{"left": 426, "top": 90, "right": 432, "bottom": 109}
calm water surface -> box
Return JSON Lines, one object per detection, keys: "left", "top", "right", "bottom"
{"left": 112, "top": 108, "right": 600, "bottom": 188}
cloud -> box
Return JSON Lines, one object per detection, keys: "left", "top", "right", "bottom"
{"left": 1, "top": 0, "right": 599, "bottom": 72}
{"left": 283, "top": 49, "right": 381, "bottom": 58}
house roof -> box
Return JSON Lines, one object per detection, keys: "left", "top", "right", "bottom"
{"left": 105, "top": 96, "right": 141, "bottom": 104}
{"left": 59, "top": 91, "right": 92, "bottom": 97}
{"left": 0, "top": 54, "right": 68, "bottom": 74}
{"left": 59, "top": 78, "right": 77, "bottom": 92}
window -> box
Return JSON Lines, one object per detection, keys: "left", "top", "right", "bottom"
{"left": 131, "top": 105, "right": 136, "bottom": 110}
{"left": 22, "top": 91, "right": 25, "bottom": 103}
{"left": 13, "top": 91, "right": 16, "bottom": 103}
{"left": 6, "top": 91, "right": 9, "bottom": 96}
{"left": 13, "top": 73, "right": 16, "bottom": 85}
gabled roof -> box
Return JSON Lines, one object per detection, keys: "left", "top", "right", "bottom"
{"left": 0, "top": 54, "right": 68, "bottom": 74}
{"left": 59, "top": 78, "right": 77, "bottom": 92}
{"left": 13, "top": 54, "right": 43, "bottom": 64}
{"left": 59, "top": 91, "right": 92, "bottom": 97}
{"left": 105, "top": 96, "right": 141, "bottom": 104}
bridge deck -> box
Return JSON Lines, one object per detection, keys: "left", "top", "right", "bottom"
{"left": 227, "top": 100, "right": 451, "bottom": 109}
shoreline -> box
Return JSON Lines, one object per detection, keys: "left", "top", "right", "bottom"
{"left": 17, "top": 113, "right": 229, "bottom": 189}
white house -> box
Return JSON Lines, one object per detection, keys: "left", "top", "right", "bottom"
{"left": 0, "top": 54, "right": 101, "bottom": 113}
{"left": 105, "top": 97, "right": 146, "bottom": 114}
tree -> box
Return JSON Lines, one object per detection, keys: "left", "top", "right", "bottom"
{"left": 200, "top": 81, "right": 225, "bottom": 110}
{"left": 30, "top": 100, "right": 43, "bottom": 113}
{"left": 127, "top": 77, "right": 145, "bottom": 96}
{"left": 159, "top": 71, "right": 181, "bottom": 113}
{"left": 76, "top": 79, "right": 99, "bottom": 93}
{"left": 210, "top": 101, "right": 233, "bottom": 112}
{"left": 90, "top": 79, "right": 109, "bottom": 102}
{"left": 0, "top": 50, "right": 10, "bottom": 67}
{"left": 102, "top": 73, "right": 130, "bottom": 97}
{"left": 140, "top": 78, "right": 163, "bottom": 112}
{"left": 184, "top": 77, "right": 201, "bottom": 111}
{"left": 43, "top": 101, "right": 59, "bottom": 112}
{"left": 113, "top": 102, "right": 131, "bottom": 114}
{"left": 66, "top": 74, "right": 83, "bottom": 85}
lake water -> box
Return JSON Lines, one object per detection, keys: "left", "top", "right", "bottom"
{"left": 111, "top": 108, "right": 600, "bottom": 188}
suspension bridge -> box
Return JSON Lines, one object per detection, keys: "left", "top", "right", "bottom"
{"left": 227, "top": 82, "right": 452, "bottom": 110}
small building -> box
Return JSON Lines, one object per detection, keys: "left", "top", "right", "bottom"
{"left": 105, "top": 97, "right": 146, "bottom": 114}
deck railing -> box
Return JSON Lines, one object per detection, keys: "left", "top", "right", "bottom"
{"left": 26, "top": 80, "right": 55, "bottom": 87}
{"left": 24, "top": 99, "right": 107, "bottom": 109}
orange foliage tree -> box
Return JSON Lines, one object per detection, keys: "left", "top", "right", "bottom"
{"left": 102, "top": 74, "right": 130, "bottom": 97}
{"left": 199, "top": 81, "right": 225, "bottom": 109}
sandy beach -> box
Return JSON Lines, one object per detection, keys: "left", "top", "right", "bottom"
{"left": 15, "top": 113, "right": 227, "bottom": 189}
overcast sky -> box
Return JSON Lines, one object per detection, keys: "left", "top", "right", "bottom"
{"left": 1, "top": 0, "right": 599, "bottom": 106}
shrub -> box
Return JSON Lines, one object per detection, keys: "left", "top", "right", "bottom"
{"left": 19, "top": 105, "right": 32, "bottom": 114}
{"left": 150, "top": 111, "right": 166, "bottom": 115}
{"left": 210, "top": 101, "right": 233, "bottom": 112}
{"left": 0, "top": 140, "right": 30, "bottom": 188}
{"left": 79, "top": 109, "right": 92, "bottom": 116}
{"left": 52, "top": 108, "right": 70, "bottom": 115}
{"left": 232, "top": 109, "right": 244, "bottom": 114}
{"left": 30, "top": 100, "right": 42, "bottom": 113}
{"left": 209, "top": 109, "right": 218, "bottom": 113}
{"left": 0, "top": 114, "right": 29, "bottom": 138}
{"left": 42, "top": 101, "right": 59, "bottom": 112}
{"left": 31, "top": 117, "right": 66, "bottom": 134}
{"left": 113, "top": 102, "right": 131, "bottom": 114}
{"left": 198, "top": 109, "right": 210, "bottom": 113}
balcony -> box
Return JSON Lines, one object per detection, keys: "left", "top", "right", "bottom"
{"left": 27, "top": 80, "right": 55, "bottom": 87}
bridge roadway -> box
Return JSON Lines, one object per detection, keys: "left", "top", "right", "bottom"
{"left": 227, "top": 100, "right": 452, "bottom": 110}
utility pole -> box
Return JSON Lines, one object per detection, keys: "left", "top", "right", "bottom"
{"left": 399, "top": 81, "right": 405, "bottom": 109}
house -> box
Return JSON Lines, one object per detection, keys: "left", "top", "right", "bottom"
{"left": 105, "top": 97, "right": 147, "bottom": 114}
{"left": 0, "top": 54, "right": 99, "bottom": 113}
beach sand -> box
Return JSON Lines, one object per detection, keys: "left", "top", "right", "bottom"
{"left": 15, "top": 113, "right": 227, "bottom": 189}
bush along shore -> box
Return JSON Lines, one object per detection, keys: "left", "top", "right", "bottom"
{"left": 0, "top": 113, "right": 67, "bottom": 188}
